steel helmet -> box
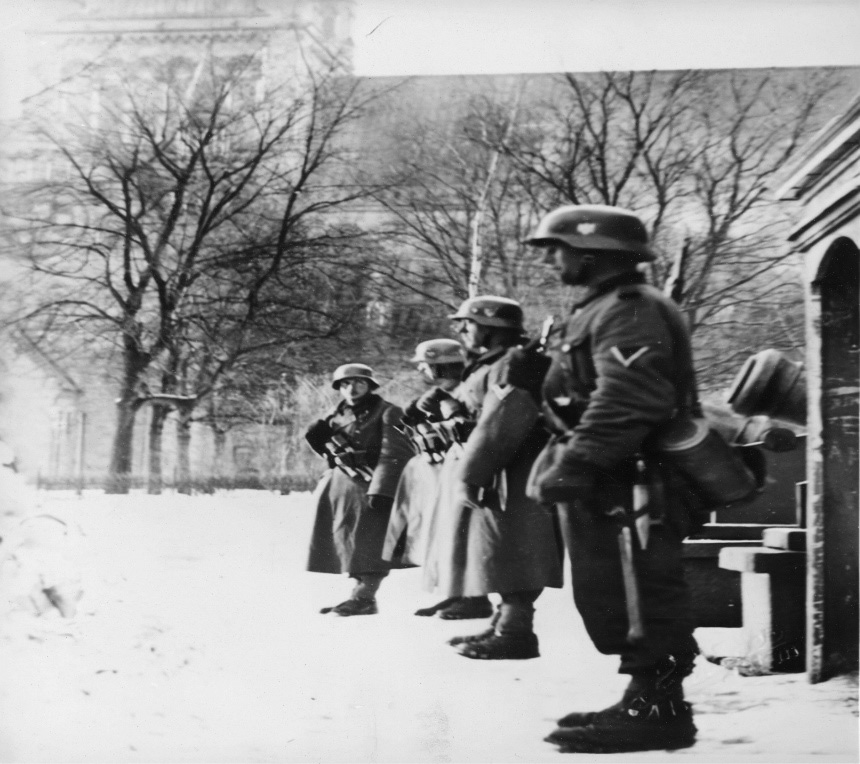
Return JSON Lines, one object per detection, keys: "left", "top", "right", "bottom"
{"left": 410, "top": 339, "right": 467, "bottom": 365}
{"left": 447, "top": 295, "right": 524, "bottom": 330}
{"left": 525, "top": 204, "right": 656, "bottom": 262}
{"left": 331, "top": 363, "right": 380, "bottom": 390}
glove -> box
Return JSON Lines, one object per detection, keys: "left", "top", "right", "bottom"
{"left": 500, "top": 346, "right": 552, "bottom": 394}
{"left": 533, "top": 456, "right": 601, "bottom": 505}
{"left": 305, "top": 419, "right": 333, "bottom": 455}
{"left": 415, "top": 387, "right": 453, "bottom": 420}
{"left": 438, "top": 396, "right": 468, "bottom": 419}
{"left": 366, "top": 494, "right": 394, "bottom": 514}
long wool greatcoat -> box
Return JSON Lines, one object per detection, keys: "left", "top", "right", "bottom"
{"left": 382, "top": 455, "right": 441, "bottom": 568}
{"left": 423, "top": 347, "right": 564, "bottom": 597}
{"left": 306, "top": 393, "right": 413, "bottom": 576}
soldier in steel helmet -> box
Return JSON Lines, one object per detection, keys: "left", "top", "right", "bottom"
{"left": 513, "top": 204, "right": 700, "bottom": 752}
{"left": 305, "top": 363, "right": 413, "bottom": 616}
{"left": 426, "top": 295, "right": 564, "bottom": 660}
{"left": 382, "top": 339, "right": 492, "bottom": 620}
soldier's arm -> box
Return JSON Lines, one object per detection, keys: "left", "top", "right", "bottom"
{"left": 460, "top": 362, "right": 541, "bottom": 488}
{"left": 566, "top": 295, "right": 677, "bottom": 469}
{"left": 368, "top": 404, "right": 416, "bottom": 497}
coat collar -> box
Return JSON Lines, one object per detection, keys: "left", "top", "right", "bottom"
{"left": 572, "top": 271, "right": 647, "bottom": 312}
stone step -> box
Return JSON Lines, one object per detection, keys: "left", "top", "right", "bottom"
{"left": 763, "top": 527, "right": 807, "bottom": 551}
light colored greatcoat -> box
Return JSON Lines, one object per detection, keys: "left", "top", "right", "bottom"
{"left": 424, "top": 347, "right": 564, "bottom": 597}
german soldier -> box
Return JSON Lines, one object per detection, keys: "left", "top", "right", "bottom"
{"left": 383, "top": 339, "right": 492, "bottom": 620}
{"left": 517, "top": 205, "right": 700, "bottom": 752}
{"left": 305, "top": 363, "right": 413, "bottom": 616}
{"left": 428, "top": 295, "right": 564, "bottom": 659}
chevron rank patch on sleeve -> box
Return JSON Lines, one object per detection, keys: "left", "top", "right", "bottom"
{"left": 609, "top": 345, "right": 650, "bottom": 368}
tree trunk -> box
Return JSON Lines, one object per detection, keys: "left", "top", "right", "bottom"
{"left": 106, "top": 343, "right": 148, "bottom": 494}
{"left": 176, "top": 404, "right": 194, "bottom": 495}
{"left": 213, "top": 425, "right": 227, "bottom": 480}
{"left": 147, "top": 404, "right": 169, "bottom": 495}
{"left": 106, "top": 394, "right": 142, "bottom": 495}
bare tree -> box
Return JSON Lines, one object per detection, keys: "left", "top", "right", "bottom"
{"left": 3, "top": 47, "right": 384, "bottom": 492}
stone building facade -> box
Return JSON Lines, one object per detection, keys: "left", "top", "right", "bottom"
{"left": 776, "top": 92, "right": 860, "bottom": 681}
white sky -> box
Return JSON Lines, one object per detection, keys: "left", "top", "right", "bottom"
{"left": 352, "top": 0, "right": 860, "bottom": 76}
{"left": 1, "top": 0, "right": 859, "bottom": 119}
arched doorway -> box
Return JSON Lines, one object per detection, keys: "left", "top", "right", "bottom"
{"left": 811, "top": 236, "right": 859, "bottom": 678}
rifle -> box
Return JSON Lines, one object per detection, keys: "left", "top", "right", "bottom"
{"left": 325, "top": 432, "right": 374, "bottom": 482}
{"left": 305, "top": 418, "right": 374, "bottom": 482}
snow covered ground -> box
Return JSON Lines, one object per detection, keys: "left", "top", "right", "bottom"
{"left": 0, "top": 489, "right": 856, "bottom": 764}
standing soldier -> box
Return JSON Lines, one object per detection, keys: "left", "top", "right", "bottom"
{"left": 383, "top": 339, "right": 492, "bottom": 620}
{"left": 517, "top": 205, "right": 700, "bottom": 752}
{"left": 305, "top": 363, "right": 413, "bottom": 616}
{"left": 429, "top": 296, "right": 563, "bottom": 660}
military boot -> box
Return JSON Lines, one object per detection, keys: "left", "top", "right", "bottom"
{"left": 414, "top": 596, "right": 458, "bottom": 617}
{"left": 438, "top": 596, "right": 493, "bottom": 620}
{"left": 545, "top": 695, "right": 696, "bottom": 753}
{"left": 456, "top": 631, "right": 540, "bottom": 660}
{"left": 455, "top": 593, "right": 540, "bottom": 660}
{"left": 447, "top": 605, "right": 500, "bottom": 646}
{"left": 556, "top": 651, "right": 697, "bottom": 728}
{"left": 319, "top": 598, "right": 378, "bottom": 616}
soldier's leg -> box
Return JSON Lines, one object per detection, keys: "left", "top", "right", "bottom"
{"left": 320, "top": 571, "right": 388, "bottom": 616}
{"left": 455, "top": 589, "right": 541, "bottom": 660}
{"left": 548, "top": 501, "right": 698, "bottom": 752}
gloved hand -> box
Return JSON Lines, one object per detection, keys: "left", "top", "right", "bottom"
{"left": 305, "top": 419, "right": 333, "bottom": 455}
{"left": 532, "top": 456, "right": 601, "bottom": 505}
{"left": 415, "top": 387, "right": 454, "bottom": 420}
{"left": 366, "top": 494, "right": 394, "bottom": 514}
{"left": 500, "top": 346, "right": 552, "bottom": 394}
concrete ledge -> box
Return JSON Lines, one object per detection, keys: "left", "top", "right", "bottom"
{"left": 719, "top": 546, "right": 806, "bottom": 575}
{"left": 763, "top": 527, "right": 807, "bottom": 552}
{"left": 683, "top": 539, "right": 760, "bottom": 558}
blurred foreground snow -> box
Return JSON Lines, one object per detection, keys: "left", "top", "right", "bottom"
{"left": 0, "top": 490, "right": 856, "bottom": 763}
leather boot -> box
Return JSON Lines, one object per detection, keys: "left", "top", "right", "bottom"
{"left": 545, "top": 695, "right": 696, "bottom": 753}
{"left": 456, "top": 631, "right": 540, "bottom": 660}
{"left": 319, "top": 598, "right": 378, "bottom": 616}
{"left": 438, "top": 596, "right": 493, "bottom": 620}
{"left": 547, "top": 656, "right": 697, "bottom": 753}
{"left": 557, "top": 652, "right": 697, "bottom": 727}
{"left": 414, "top": 596, "right": 459, "bottom": 617}
{"left": 456, "top": 592, "right": 539, "bottom": 659}
{"left": 447, "top": 603, "right": 500, "bottom": 646}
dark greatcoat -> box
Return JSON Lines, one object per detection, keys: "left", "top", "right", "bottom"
{"left": 424, "top": 347, "right": 564, "bottom": 597}
{"left": 306, "top": 393, "right": 413, "bottom": 576}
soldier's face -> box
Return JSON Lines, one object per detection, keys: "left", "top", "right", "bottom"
{"left": 338, "top": 378, "right": 371, "bottom": 405}
{"left": 456, "top": 319, "right": 485, "bottom": 352}
{"left": 549, "top": 244, "right": 595, "bottom": 286}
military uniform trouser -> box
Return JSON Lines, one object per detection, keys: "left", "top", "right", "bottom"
{"left": 556, "top": 501, "right": 697, "bottom": 675}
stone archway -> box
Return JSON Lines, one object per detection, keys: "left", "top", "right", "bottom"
{"left": 810, "top": 236, "right": 859, "bottom": 679}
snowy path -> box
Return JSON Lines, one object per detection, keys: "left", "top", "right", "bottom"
{"left": 0, "top": 490, "right": 856, "bottom": 763}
